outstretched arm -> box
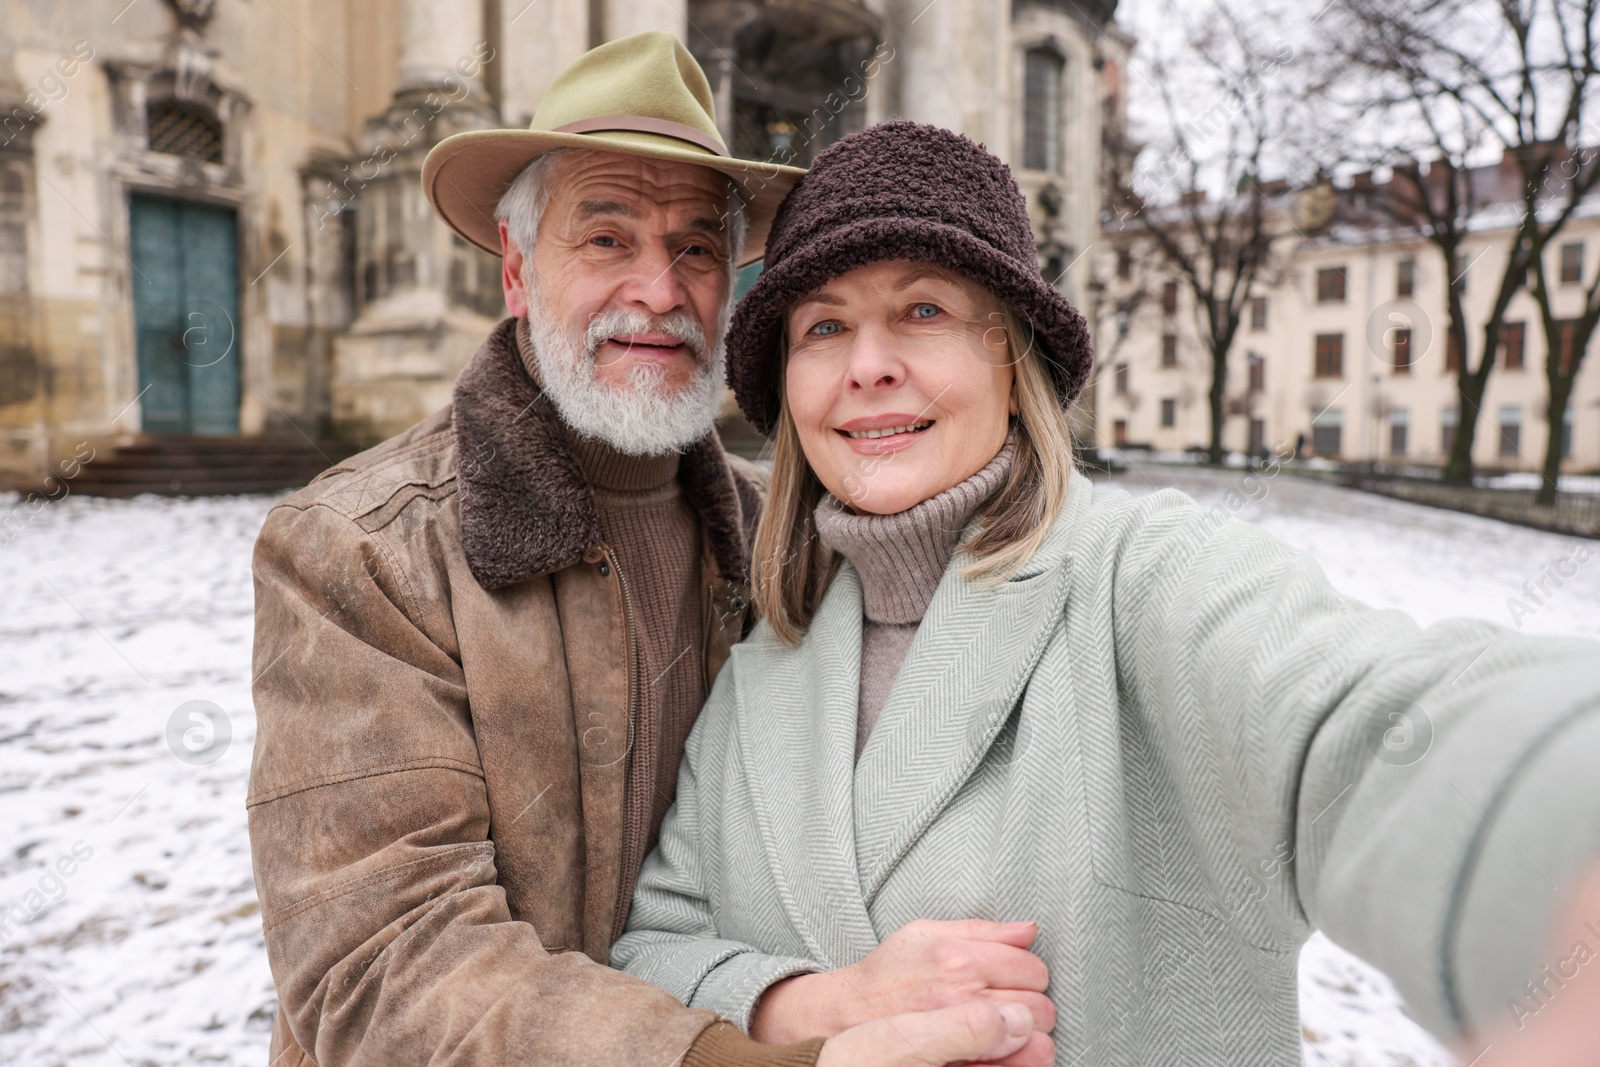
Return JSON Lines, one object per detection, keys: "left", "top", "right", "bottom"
{"left": 1105, "top": 488, "right": 1600, "bottom": 1047}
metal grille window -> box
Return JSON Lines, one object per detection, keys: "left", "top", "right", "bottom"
{"left": 1391, "top": 328, "right": 1412, "bottom": 375}
{"left": 0, "top": 165, "right": 27, "bottom": 295}
{"left": 1311, "top": 408, "right": 1343, "bottom": 457}
{"left": 1498, "top": 405, "right": 1522, "bottom": 458}
{"left": 1561, "top": 241, "right": 1584, "bottom": 285}
{"left": 1396, "top": 258, "right": 1415, "bottom": 298}
{"left": 1161, "top": 333, "right": 1178, "bottom": 366}
{"left": 1556, "top": 318, "right": 1579, "bottom": 371}
{"left": 1316, "top": 267, "right": 1346, "bottom": 303}
{"left": 1160, "top": 397, "right": 1176, "bottom": 428}
{"left": 1501, "top": 321, "right": 1525, "bottom": 370}
{"left": 1389, "top": 408, "right": 1409, "bottom": 457}
{"left": 1022, "top": 47, "right": 1064, "bottom": 172}
{"left": 1314, "top": 333, "right": 1344, "bottom": 378}
{"left": 147, "top": 99, "right": 223, "bottom": 164}
{"left": 1250, "top": 296, "right": 1267, "bottom": 330}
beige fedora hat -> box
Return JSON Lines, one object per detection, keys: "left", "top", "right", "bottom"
{"left": 422, "top": 30, "right": 805, "bottom": 267}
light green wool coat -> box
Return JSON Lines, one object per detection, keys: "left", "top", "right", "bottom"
{"left": 612, "top": 472, "right": 1600, "bottom": 1065}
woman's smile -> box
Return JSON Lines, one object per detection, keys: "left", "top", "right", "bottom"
{"left": 836, "top": 414, "right": 937, "bottom": 454}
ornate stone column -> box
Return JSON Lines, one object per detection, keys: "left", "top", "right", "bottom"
{"left": 329, "top": 0, "right": 506, "bottom": 445}
{"left": 398, "top": 0, "right": 490, "bottom": 96}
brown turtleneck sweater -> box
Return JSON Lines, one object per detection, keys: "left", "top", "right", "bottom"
{"left": 814, "top": 440, "right": 1016, "bottom": 755}
{"left": 564, "top": 431, "right": 706, "bottom": 877}
{"left": 517, "top": 318, "right": 821, "bottom": 1067}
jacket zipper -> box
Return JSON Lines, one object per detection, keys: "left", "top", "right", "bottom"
{"left": 700, "top": 565, "right": 714, "bottom": 692}
{"left": 606, "top": 544, "right": 640, "bottom": 945}
{"left": 606, "top": 545, "right": 726, "bottom": 944}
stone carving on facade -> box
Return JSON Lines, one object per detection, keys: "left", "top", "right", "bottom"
{"left": 163, "top": 0, "right": 218, "bottom": 35}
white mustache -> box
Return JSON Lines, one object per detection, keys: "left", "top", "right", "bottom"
{"left": 583, "top": 309, "right": 709, "bottom": 363}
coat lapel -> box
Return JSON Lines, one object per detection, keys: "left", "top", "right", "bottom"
{"left": 852, "top": 477, "right": 1087, "bottom": 902}
{"left": 734, "top": 565, "right": 881, "bottom": 968}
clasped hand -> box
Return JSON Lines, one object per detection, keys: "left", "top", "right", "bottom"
{"left": 751, "top": 919, "right": 1055, "bottom": 1067}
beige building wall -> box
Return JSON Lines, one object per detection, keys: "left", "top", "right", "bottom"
{"left": 1095, "top": 211, "right": 1600, "bottom": 473}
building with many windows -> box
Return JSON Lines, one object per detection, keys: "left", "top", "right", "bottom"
{"left": 1094, "top": 155, "right": 1600, "bottom": 474}
{"left": 0, "top": 0, "right": 1121, "bottom": 490}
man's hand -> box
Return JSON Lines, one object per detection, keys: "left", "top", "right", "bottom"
{"left": 817, "top": 1000, "right": 1042, "bottom": 1067}
{"left": 752, "top": 919, "right": 1054, "bottom": 1059}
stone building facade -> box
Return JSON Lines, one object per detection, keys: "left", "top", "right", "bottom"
{"left": 0, "top": 0, "right": 1119, "bottom": 489}
{"left": 1095, "top": 154, "right": 1600, "bottom": 474}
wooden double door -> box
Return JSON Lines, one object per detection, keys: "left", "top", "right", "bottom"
{"left": 130, "top": 193, "right": 240, "bottom": 435}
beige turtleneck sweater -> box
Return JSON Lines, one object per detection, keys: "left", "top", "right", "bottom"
{"left": 814, "top": 439, "right": 1017, "bottom": 755}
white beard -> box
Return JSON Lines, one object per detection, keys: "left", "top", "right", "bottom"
{"left": 525, "top": 288, "right": 727, "bottom": 456}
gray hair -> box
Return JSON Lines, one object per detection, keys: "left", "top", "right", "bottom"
{"left": 494, "top": 147, "right": 748, "bottom": 267}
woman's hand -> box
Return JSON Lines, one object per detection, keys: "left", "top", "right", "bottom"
{"left": 1466, "top": 864, "right": 1600, "bottom": 1067}
{"left": 752, "top": 919, "right": 1055, "bottom": 1050}
{"left": 817, "top": 1000, "right": 1046, "bottom": 1067}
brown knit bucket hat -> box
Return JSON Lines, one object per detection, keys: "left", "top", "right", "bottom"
{"left": 726, "top": 120, "right": 1094, "bottom": 436}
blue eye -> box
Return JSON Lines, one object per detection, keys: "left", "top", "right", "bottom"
{"left": 810, "top": 321, "right": 841, "bottom": 336}
{"left": 912, "top": 303, "right": 942, "bottom": 319}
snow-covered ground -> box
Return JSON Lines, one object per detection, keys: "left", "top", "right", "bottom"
{"left": 2, "top": 465, "right": 1598, "bottom": 1066}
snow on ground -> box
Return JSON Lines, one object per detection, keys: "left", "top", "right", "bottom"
{"left": 1, "top": 489, "right": 278, "bottom": 1066}
{"left": 2, "top": 465, "right": 1598, "bottom": 1066}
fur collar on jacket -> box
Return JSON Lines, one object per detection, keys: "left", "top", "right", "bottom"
{"left": 451, "top": 316, "right": 758, "bottom": 592}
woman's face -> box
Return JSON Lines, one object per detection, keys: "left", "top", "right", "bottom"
{"left": 784, "top": 259, "right": 1017, "bottom": 515}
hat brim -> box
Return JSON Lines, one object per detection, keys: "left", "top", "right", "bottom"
{"left": 422, "top": 129, "right": 806, "bottom": 268}
{"left": 726, "top": 217, "right": 1094, "bottom": 435}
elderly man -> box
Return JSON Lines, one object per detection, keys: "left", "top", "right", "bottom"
{"left": 247, "top": 32, "right": 1044, "bottom": 1067}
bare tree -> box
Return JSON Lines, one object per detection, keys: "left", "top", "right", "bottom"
{"left": 1529, "top": 168, "right": 1600, "bottom": 504}
{"left": 1326, "top": 0, "right": 1600, "bottom": 491}
{"left": 1104, "top": 0, "right": 1305, "bottom": 464}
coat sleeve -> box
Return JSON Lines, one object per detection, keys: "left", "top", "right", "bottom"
{"left": 1106, "top": 488, "right": 1600, "bottom": 1043}
{"left": 247, "top": 499, "right": 721, "bottom": 1066}
{"left": 611, "top": 652, "right": 824, "bottom": 1032}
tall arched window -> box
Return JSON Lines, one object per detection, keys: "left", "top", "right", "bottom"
{"left": 146, "top": 98, "right": 223, "bottom": 164}
{"left": 1023, "top": 47, "right": 1065, "bottom": 172}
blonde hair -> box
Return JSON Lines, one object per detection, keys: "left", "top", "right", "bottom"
{"left": 751, "top": 306, "right": 1076, "bottom": 645}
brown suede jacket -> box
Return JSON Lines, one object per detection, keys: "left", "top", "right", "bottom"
{"left": 247, "top": 317, "right": 816, "bottom": 1066}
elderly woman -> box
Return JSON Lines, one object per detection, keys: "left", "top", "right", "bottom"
{"left": 611, "top": 122, "right": 1600, "bottom": 1067}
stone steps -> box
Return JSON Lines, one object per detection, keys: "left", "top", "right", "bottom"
{"left": 70, "top": 436, "right": 341, "bottom": 498}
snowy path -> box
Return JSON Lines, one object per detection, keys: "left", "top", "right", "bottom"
{"left": 2, "top": 466, "right": 1597, "bottom": 1066}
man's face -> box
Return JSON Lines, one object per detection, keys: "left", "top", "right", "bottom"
{"left": 498, "top": 150, "right": 736, "bottom": 455}
{"left": 511, "top": 151, "right": 734, "bottom": 395}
